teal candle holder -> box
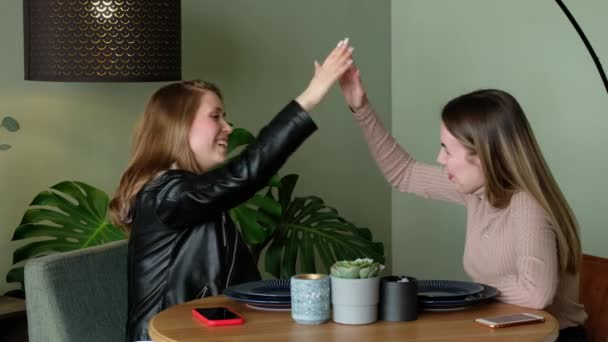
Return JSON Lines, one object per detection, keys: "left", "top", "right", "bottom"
{"left": 290, "top": 274, "right": 330, "bottom": 325}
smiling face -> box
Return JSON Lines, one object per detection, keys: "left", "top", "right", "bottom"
{"left": 188, "top": 91, "right": 232, "bottom": 171}
{"left": 436, "top": 122, "right": 485, "bottom": 194}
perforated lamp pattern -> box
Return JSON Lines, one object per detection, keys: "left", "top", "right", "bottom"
{"left": 24, "top": 0, "right": 181, "bottom": 82}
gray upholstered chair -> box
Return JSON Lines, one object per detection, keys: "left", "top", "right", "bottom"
{"left": 24, "top": 239, "right": 128, "bottom": 342}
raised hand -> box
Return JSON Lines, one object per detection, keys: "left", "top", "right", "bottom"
{"left": 295, "top": 38, "right": 354, "bottom": 112}
{"left": 338, "top": 62, "right": 368, "bottom": 112}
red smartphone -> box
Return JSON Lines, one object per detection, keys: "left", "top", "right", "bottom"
{"left": 475, "top": 313, "right": 545, "bottom": 328}
{"left": 192, "top": 307, "right": 244, "bottom": 326}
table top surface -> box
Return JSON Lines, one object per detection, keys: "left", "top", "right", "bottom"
{"left": 149, "top": 296, "right": 559, "bottom": 342}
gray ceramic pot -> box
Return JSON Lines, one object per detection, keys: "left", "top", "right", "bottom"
{"left": 330, "top": 276, "right": 380, "bottom": 324}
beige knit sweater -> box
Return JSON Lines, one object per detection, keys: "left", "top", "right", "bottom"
{"left": 353, "top": 104, "right": 587, "bottom": 329}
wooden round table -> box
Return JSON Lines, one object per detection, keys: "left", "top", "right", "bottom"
{"left": 149, "top": 296, "right": 559, "bottom": 341}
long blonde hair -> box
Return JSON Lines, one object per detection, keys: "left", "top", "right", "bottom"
{"left": 109, "top": 80, "right": 223, "bottom": 232}
{"left": 442, "top": 89, "right": 581, "bottom": 274}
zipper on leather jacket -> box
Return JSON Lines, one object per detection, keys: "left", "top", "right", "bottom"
{"left": 196, "top": 285, "right": 209, "bottom": 299}
{"left": 225, "top": 224, "right": 238, "bottom": 287}
{"left": 222, "top": 212, "right": 227, "bottom": 247}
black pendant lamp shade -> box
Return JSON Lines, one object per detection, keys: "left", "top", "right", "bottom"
{"left": 24, "top": 0, "right": 181, "bottom": 82}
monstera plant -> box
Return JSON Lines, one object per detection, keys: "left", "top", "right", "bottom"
{"left": 5, "top": 181, "right": 126, "bottom": 297}
{"left": 226, "top": 128, "right": 385, "bottom": 279}
{"left": 6, "top": 127, "right": 384, "bottom": 296}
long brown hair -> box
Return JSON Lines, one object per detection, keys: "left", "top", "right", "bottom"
{"left": 109, "top": 80, "right": 223, "bottom": 232}
{"left": 441, "top": 89, "right": 581, "bottom": 274}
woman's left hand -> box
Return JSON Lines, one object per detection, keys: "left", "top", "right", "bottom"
{"left": 338, "top": 63, "right": 369, "bottom": 112}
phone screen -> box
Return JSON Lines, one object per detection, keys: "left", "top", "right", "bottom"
{"left": 194, "top": 307, "right": 240, "bottom": 320}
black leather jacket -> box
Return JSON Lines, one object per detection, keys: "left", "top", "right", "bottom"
{"left": 126, "top": 101, "right": 317, "bottom": 341}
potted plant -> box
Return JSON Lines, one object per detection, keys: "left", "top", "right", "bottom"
{"left": 330, "top": 258, "right": 384, "bottom": 325}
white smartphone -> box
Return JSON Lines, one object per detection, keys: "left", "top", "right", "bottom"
{"left": 474, "top": 313, "right": 545, "bottom": 329}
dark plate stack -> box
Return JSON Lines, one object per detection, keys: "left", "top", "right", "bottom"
{"left": 416, "top": 280, "right": 499, "bottom": 311}
{"left": 223, "top": 279, "right": 291, "bottom": 311}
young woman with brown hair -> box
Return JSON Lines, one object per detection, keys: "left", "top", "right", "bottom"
{"left": 110, "top": 39, "right": 354, "bottom": 342}
{"left": 338, "top": 65, "right": 588, "bottom": 341}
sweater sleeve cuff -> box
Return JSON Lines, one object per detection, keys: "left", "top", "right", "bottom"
{"left": 351, "top": 102, "right": 376, "bottom": 121}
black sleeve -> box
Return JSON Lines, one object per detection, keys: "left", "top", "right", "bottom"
{"left": 155, "top": 100, "right": 317, "bottom": 227}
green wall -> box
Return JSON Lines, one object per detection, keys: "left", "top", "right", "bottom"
{"left": 3, "top": 0, "right": 604, "bottom": 295}
{"left": 390, "top": 0, "right": 608, "bottom": 280}
{"left": 0, "top": 0, "right": 391, "bottom": 294}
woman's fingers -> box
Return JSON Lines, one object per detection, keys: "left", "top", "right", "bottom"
{"left": 294, "top": 39, "right": 356, "bottom": 112}
{"left": 330, "top": 38, "right": 349, "bottom": 59}
{"left": 324, "top": 38, "right": 353, "bottom": 66}
{"left": 317, "top": 38, "right": 354, "bottom": 82}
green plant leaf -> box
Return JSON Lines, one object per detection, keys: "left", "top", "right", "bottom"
{"left": 299, "top": 231, "right": 315, "bottom": 274}
{"left": 230, "top": 206, "right": 268, "bottom": 245}
{"left": 5, "top": 267, "right": 23, "bottom": 285}
{"left": 1, "top": 116, "right": 19, "bottom": 132}
{"left": 268, "top": 174, "right": 281, "bottom": 187}
{"left": 246, "top": 194, "right": 281, "bottom": 217}
{"left": 6, "top": 181, "right": 126, "bottom": 291}
{"left": 278, "top": 174, "right": 298, "bottom": 211}
{"left": 227, "top": 128, "right": 255, "bottom": 154}
{"left": 264, "top": 236, "right": 284, "bottom": 278}
{"left": 280, "top": 231, "right": 298, "bottom": 279}
{"left": 265, "top": 195, "right": 385, "bottom": 279}
{"left": 229, "top": 189, "right": 283, "bottom": 247}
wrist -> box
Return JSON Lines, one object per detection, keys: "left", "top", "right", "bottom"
{"left": 349, "top": 98, "right": 372, "bottom": 114}
{"left": 350, "top": 101, "right": 368, "bottom": 113}
{"left": 295, "top": 89, "right": 320, "bottom": 113}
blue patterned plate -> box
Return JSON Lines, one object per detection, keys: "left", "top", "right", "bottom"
{"left": 416, "top": 280, "right": 485, "bottom": 299}
{"left": 419, "top": 284, "right": 499, "bottom": 311}
{"left": 224, "top": 279, "right": 291, "bottom": 299}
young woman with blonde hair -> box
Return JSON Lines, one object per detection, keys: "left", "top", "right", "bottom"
{"left": 338, "top": 65, "right": 588, "bottom": 341}
{"left": 110, "top": 39, "right": 354, "bottom": 342}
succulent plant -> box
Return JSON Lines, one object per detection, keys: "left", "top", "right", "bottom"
{"left": 330, "top": 258, "right": 385, "bottom": 279}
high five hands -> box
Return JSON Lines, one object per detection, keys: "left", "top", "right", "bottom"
{"left": 296, "top": 38, "right": 354, "bottom": 112}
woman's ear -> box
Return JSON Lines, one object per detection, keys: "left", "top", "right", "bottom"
{"left": 470, "top": 154, "right": 483, "bottom": 168}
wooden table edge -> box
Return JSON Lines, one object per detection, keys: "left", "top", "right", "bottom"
{"left": 149, "top": 295, "right": 560, "bottom": 342}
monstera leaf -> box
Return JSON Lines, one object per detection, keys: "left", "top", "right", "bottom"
{"left": 263, "top": 174, "right": 384, "bottom": 279}
{"left": 6, "top": 181, "right": 126, "bottom": 292}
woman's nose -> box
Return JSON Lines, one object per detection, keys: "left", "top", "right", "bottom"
{"left": 222, "top": 120, "right": 233, "bottom": 134}
{"left": 436, "top": 150, "right": 446, "bottom": 165}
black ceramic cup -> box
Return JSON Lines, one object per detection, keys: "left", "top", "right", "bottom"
{"left": 379, "top": 275, "right": 418, "bottom": 322}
